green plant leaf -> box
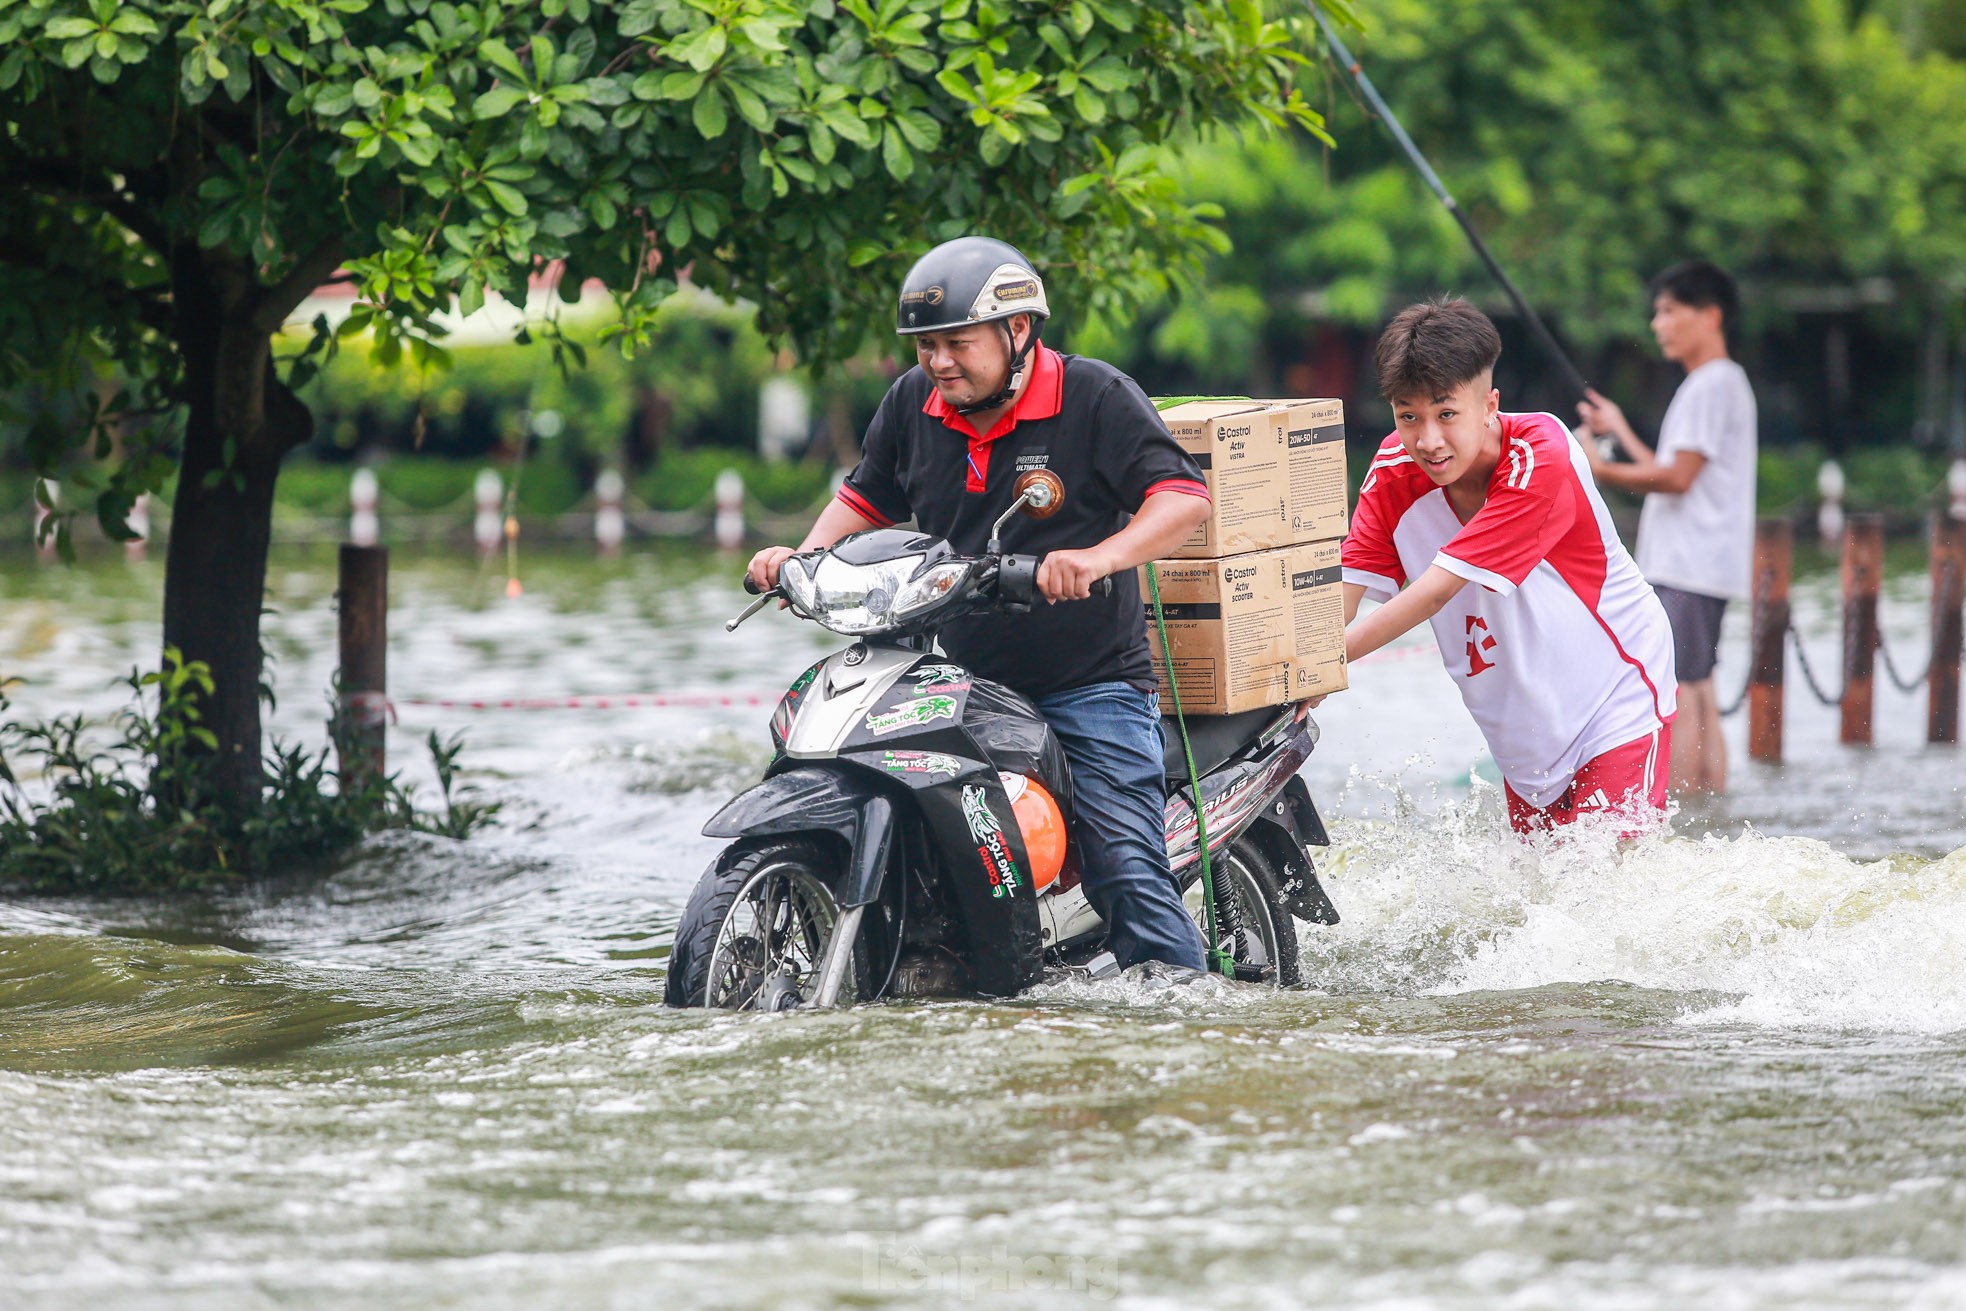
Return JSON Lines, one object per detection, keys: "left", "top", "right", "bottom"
{"left": 692, "top": 84, "right": 728, "bottom": 138}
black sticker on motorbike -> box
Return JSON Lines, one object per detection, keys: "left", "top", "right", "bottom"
{"left": 961, "top": 783, "right": 1023, "bottom": 899}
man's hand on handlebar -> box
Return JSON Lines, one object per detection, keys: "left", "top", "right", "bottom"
{"left": 1036, "top": 547, "right": 1115, "bottom": 603}
{"left": 746, "top": 546, "right": 796, "bottom": 594}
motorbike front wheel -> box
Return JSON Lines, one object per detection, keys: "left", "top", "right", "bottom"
{"left": 664, "top": 837, "right": 870, "bottom": 1009}
{"left": 1179, "top": 837, "right": 1302, "bottom": 987}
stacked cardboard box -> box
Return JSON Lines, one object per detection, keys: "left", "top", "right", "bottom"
{"left": 1142, "top": 399, "right": 1351, "bottom": 714}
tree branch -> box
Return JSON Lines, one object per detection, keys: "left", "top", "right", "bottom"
{"left": 9, "top": 158, "right": 172, "bottom": 253}
{"left": 0, "top": 246, "right": 174, "bottom": 333}
{"left": 251, "top": 236, "right": 344, "bottom": 335}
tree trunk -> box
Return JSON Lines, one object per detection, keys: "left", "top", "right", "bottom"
{"left": 161, "top": 255, "right": 313, "bottom": 811}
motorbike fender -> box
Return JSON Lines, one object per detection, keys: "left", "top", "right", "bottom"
{"left": 1246, "top": 777, "right": 1339, "bottom": 926}
{"left": 912, "top": 775, "right": 1045, "bottom": 998}
{"left": 1278, "top": 774, "right": 1329, "bottom": 848}
{"left": 700, "top": 766, "right": 897, "bottom": 908}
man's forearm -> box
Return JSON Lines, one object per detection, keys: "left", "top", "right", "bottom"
{"left": 1092, "top": 491, "right": 1211, "bottom": 573}
{"left": 1595, "top": 450, "right": 1704, "bottom": 495}
{"left": 1594, "top": 460, "right": 1659, "bottom": 493}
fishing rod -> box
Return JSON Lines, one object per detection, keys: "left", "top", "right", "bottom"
{"left": 1307, "top": 4, "right": 1594, "bottom": 405}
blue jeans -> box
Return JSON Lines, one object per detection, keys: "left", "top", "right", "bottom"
{"left": 1029, "top": 682, "right": 1207, "bottom": 972}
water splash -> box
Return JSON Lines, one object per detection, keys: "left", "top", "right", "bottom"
{"left": 1310, "top": 776, "right": 1966, "bottom": 1034}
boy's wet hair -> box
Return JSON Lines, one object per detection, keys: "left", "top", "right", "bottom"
{"left": 1649, "top": 260, "right": 1738, "bottom": 336}
{"left": 1375, "top": 297, "right": 1503, "bottom": 400}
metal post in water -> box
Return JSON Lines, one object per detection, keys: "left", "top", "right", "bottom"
{"left": 595, "top": 469, "right": 625, "bottom": 557}
{"left": 473, "top": 469, "right": 503, "bottom": 558}
{"left": 350, "top": 468, "right": 379, "bottom": 547}
{"left": 1839, "top": 515, "right": 1883, "bottom": 746}
{"left": 1748, "top": 518, "right": 1792, "bottom": 763}
{"left": 1931, "top": 514, "right": 1965, "bottom": 745}
{"left": 337, "top": 544, "right": 389, "bottom": 783}
{"left": 125, "top": 493, "right": 149, "bottom": 562}
{"left": 714, "top": 468, "right": 745, "bottom": 551}
{"left": 33, "top": 479, "right": 57, "bottom": 559}
{"left": 1817, "top": 460, "right": 1846, "bottom": 550}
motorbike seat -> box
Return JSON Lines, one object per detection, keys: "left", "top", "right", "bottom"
{"left": 1162, "top": 706, "right": 1287, "bottom": 783}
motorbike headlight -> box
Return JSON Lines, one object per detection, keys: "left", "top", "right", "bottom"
{"left": 891, "top": 561, "right": 973, "bottom": 621}
{"left": 803, "top": 552, "right": 926, "bottom": 635}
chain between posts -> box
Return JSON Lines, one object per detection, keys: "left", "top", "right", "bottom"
{"left": 1785, "top": 619, "right": 1845, "bottom": 708}
{"left": 1876, "top": 629, "right": 1932, "bottom": 693}
{"left": 1719, "top": 671, "right": 1752, "bottom": 718}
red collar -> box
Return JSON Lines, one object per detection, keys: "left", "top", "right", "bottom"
{"left": 921, "top": 342, "right": 1064, "bottom": 444}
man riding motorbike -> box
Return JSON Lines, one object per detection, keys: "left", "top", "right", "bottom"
{"left": 747, "top": 236, "right": 1215, "bottom": 972}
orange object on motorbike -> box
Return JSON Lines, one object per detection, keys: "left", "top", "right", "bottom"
{"left": 998, "top": 772, "right": 1066, "bottom": 891}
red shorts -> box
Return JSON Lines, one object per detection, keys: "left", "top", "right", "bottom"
{"left": 1505, "top": 721, "right": 1672, "bottom": 837}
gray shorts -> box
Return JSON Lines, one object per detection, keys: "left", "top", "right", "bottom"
{"left": 1653, "top": 584, "right": 1727, "bottom": 683}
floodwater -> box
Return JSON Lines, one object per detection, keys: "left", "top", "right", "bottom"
{"left": 3, "top": 544, "right": 1964, "bottom": 1309}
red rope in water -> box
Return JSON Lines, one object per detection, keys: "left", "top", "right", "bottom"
{"left": 394, "top": 692, "right": 777, "bottom": 711}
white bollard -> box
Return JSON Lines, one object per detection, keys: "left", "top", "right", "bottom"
{"left": 349, "top": 467, "right": 379, "bottom": 547}
{"left": 714, "top": 468, "right": 745, "bottom": 551}
{"left": 33, "top": 479, "right": 57, "bottom": 559}
{"left": 474, "top": 468, "right": 503, "bottom": 557}
{"left": 1817, "top": 459, "right": 1845, "bottom": 548}
{"left": 594, "top": 469, "right": 625, "bottom": 556}
{"left": 1949, "top": 456, "right": 1966, "bottom": 522}
{"left": 125, "top": 493, "right": 149, "bottom": 562}
{"left": 758, "top": 376, "right": 811, "bottom": 462}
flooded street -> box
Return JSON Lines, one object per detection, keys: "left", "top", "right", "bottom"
{"left": 3, "top": 546, "right": 1965, "bottom": 1309}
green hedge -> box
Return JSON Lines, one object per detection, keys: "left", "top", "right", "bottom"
{"left": 633, "top": 449, "right": 831, "bottom": 513}
{"left": 1755, "top": 446, "right": 1954, "bottom": 513}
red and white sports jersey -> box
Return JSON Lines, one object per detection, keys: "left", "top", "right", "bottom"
{"left": 1342, "top": 412, "right": 1677, "bottom": 806}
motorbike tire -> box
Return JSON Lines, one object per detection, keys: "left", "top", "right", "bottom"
{"left": 664, "top": 837, "right": 872, "bottom": 1009}
{"left": 1180, "top": 837, "right": 1303, "bottom": 988}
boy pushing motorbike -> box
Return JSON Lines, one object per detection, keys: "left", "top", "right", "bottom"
{"left": 1334, "top": 298, "right": 1678, "bottom": 834}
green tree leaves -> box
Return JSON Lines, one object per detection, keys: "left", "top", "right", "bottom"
{"left": 1, "top": 0, "right": 1329, "bottom": 534}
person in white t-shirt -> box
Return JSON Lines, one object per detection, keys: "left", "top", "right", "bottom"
{"left": 1330, "top": 298, "right": 1677, "bottom": 836}
{"left": 1577, "top": 262, "right": 1757, "bottom": 796}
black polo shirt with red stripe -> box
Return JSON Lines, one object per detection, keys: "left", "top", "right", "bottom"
{"left": 838, "top": 344, "right": 1209, "bottom": 698}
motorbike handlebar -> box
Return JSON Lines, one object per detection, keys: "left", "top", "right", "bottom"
{"left": 742, "top": 574, "right": 763, "bottom": 596}
{"left": 995, "top": 554, "right": 1115, "bottom": 605}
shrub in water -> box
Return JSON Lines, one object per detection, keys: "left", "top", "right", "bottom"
{"left": 0, "top": 649, "right": 498, "bottom": 894}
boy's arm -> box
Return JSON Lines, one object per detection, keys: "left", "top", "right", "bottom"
{"left": 1344, "top": 565, "right": 1468, "bottom": 663}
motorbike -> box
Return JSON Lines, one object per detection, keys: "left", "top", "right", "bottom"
{"left": 664, "top": 484, "right": 1339, "bottom": 1010}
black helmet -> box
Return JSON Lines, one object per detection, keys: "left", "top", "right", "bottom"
{"left": 897, "top": 237, "right": 1051, "bottom": 414}
{"left": 896, "top": 237, "right": 1051, "bottom": 336}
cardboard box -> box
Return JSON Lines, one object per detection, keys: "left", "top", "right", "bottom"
{"left": 1156, "top": 398, "right": 1349, "bottom": 558}
{"left": 1141, "top": 540, "right": 1349, "bottom": 715}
